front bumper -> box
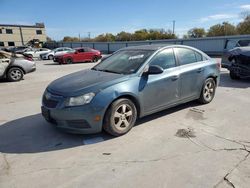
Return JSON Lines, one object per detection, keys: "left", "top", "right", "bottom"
{"left": 41, "top": 92, "right": 105, "bottom": 134}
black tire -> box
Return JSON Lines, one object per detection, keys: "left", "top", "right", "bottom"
{"left": 92, "top": 56, "right": 98, "bottom": 63}
{"left": 198, "top": 78, "right": 216, "bottom": 104}
{"left": 229, "top": 70, "right": 240, "bottom": 80}
{"left": 103, "top": 98, "right": 137, "bottom": 136}
{"left": 48, "top": 55, "right": 54, "bottom": 60}
{"left": 66, "top": 58, "right": 73, "bottom": 64}
{"left": 7, "top": 67, "right": 24, "bottom": 82}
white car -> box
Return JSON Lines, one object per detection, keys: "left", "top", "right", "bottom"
{"left": 23, "top": 48, "right": 51, "bottom": 58}
{"left": 40, "top": 47, "right": 73, "bottom": 60}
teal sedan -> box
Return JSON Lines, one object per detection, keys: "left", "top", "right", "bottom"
{"left": 42, "top": 44, "right": 220, "bottom": 136}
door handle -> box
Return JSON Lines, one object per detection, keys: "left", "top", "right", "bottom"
{"left": 171, "top": 75, "right": 179, "bottom": 81}
{"left": 197, "top": 68, "right": 204, "bottom": 73}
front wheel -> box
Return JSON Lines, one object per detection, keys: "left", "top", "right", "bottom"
{"left": 92, "top": 56, "right": 98, "bottom": 63}
{"left": 229, "top": 70, "right": 240, "bottom": 80}
{"left": 7, "top": 67, "right": 24, "bottom": 82}
{"left": 103, "top": 98, "right": 137, "bottom": 136}
{"left": 66, "top": 58, "right": 73, "bottom": 64}
{"left": 198, "top": 78, "right": 216, "bottom": 104}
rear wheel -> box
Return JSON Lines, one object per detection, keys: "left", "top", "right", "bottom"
{"left": 103, "top": 98, "right": 137, "bottom": 136}
{"left": 7, "top": 67, "right": 24, "bottom": 82}
{"left": 48, "top": 55, "right": 53, "bottom": 60}
{"left": 198, "top": 78, "right": 216, "bottom": 104}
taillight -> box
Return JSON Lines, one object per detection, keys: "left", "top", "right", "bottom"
{"left": 24, "top": 56, "right": 33, "bottom": 61}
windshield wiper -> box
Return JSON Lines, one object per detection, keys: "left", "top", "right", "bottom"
{"left": 91, "top": 68, "right": 121, "bottom": 74}
{"left": 101, "top": 69, "right": 122, "bottom": 74}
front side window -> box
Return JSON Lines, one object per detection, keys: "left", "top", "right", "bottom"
{"left": 78, "top": 49, "right": 85, "bottom": 53}
{"left": 93, "top": 50, "right": 154, "bottom": 74}
{"left": 150, "top": 48, "right": 176, "bottom": 69}
{"left": 8, "top": 42, "right": 15, "bottom": 46}
{"left": 175, "top": 48, "right": 197, "bottom": 65}
{"left": 6, "top": 29, "right": 13, "bottom": 34}
{"left": 36, "top": 30, "right": 42, "bottom": 35}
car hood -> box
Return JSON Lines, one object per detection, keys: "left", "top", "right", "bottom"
{"left": 47, "top": 69, "right": 129, "bottom": 97}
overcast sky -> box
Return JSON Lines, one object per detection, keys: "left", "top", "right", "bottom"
{"left": 0, "top": 0, "right": 250, "bottom": 40}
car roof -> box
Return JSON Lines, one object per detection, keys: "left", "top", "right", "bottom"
{"left": 119, "top": 44, "right": 200, "bottom": 51}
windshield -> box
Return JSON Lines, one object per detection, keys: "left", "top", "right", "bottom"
{"left": 92, "top": 50, "right": 154, "bottom": 74}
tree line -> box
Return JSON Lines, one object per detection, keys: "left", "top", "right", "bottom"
{"left": 51, "top": 14, "right": 250, "bottom": 42}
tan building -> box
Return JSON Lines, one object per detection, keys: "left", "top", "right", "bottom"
{"left": 0, "top": 23, "right": 47, "bottom": 47}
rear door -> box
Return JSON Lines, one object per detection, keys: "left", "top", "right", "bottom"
{"left": 174, "top": 47, "right": 204, "bottom": 100}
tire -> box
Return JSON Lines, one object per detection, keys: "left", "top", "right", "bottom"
{"left": 7, "top": 67, "right": 24, "bottom": 82}
{"left": 229, "top": 70, "right": 240, "bottom": 80}
{"left": 103, "top": 98, "right": 137, "bottom": 136}
{"left": 66, "top": 58, "right": 73, "bottom": 64}
{"left": 92, "top": 56, "right": 98, "bottom": 63}
{"left": 198, "top": 78, "right": 216, "bottom": 104}
{"left": 48, "top": 55, "right": 54, "bottom": 60}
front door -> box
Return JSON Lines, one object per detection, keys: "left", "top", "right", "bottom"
{"left": 140, "top": 48, "right": 180, "bottom": 114}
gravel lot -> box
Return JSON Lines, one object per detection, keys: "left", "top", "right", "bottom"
{"left": 0, "top": 59, "right": 250, "bottom": 188}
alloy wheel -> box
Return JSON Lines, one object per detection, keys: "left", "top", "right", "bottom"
{"left": 113, "top": 104, "right": 133, "bottom": 131}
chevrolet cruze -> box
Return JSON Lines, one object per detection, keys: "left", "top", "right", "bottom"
{"left": 41, "top": 45, "right": 220, "bottom": 136}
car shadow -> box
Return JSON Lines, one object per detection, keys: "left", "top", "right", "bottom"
{"left": 136, "top": 100, "right": 201, "bottom": 126}
{"left": 0, "top": 114, "right": 114, "bottom": 154}
{"left": 44, "top": 62, "right": 60, "bottom": 65}
{"left": 0, "top": 101, "right": 201, "bottom": 154}
{"left": 219, "top": 70, "right": 250, "bottom": 89}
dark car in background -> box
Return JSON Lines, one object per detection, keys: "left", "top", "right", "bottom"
{"left": 221, "top": 39, "right": 250, "bottom": 79}
{"left": 42, "top": 44, "right": 220, "bottom": 136}
{"left": 53, "top": 47, "right": 102, "bottom": 64}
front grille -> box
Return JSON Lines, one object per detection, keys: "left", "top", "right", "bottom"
{"left": 43, "top": 95, "right": 59, "bottom": 108}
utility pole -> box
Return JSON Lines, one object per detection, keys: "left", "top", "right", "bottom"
{"left": 172, "top": 20, "right": 175, "bottom": 35}
{"left": 79, "top": 33, "right": 81, "bottom": 41}
{"left": 88, "top": 32, "right": 91, "bottom": 40}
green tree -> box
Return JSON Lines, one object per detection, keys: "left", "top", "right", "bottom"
{"left": 237, "top": 15, "right": 250, "bottom": 35}
{"left": 63, "top": 36, "right": 79, "bottom": 42}
{"left": 207, "top": 22, "right": 237, "bottom": 37}
{"left": 187, "top": 28, "right": 206, "bottom": 38}
{"left": 116, "top": 31, "right": 132, "bottom": 41}
{"left": 94, "top": 33, "right": 115, "bottom": 42}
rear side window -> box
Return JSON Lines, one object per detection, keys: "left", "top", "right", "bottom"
{"left": 175, "top": 48, "right": 197, "bottom": 65}
{"left": 195, "top": 52, "right": 203, "bottom": 62}
{"left": 150, "top": 48, "right": 176, "bottom": 69}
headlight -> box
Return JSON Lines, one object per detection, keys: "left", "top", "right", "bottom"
{"left": 65, "top": 92, "right": 95, "bottom": 107}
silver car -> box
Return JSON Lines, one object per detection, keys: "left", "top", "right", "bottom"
{"left": 0, "top": 51, "right": 36, "bottom": 81}
{"left": 40, "top": 47, "right": 73, "bottom": 60}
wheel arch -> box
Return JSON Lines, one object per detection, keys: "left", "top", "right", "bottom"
{"left": 6, "top": 65, "right": 26, "bottom": 75}
{"left": 102, "top": 94, "right": 141, "bottom": 126}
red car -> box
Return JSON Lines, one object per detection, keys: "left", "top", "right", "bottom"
{"left": 53, "top": 47, "right": 102, "bottom": 64}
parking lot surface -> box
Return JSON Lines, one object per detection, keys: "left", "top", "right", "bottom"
{"left": 0, "top": 60, "right": 250, "bottom": 188}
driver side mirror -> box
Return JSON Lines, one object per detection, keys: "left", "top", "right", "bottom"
{"left": 146, "top": 65, "right": 164, "bottom": 75}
